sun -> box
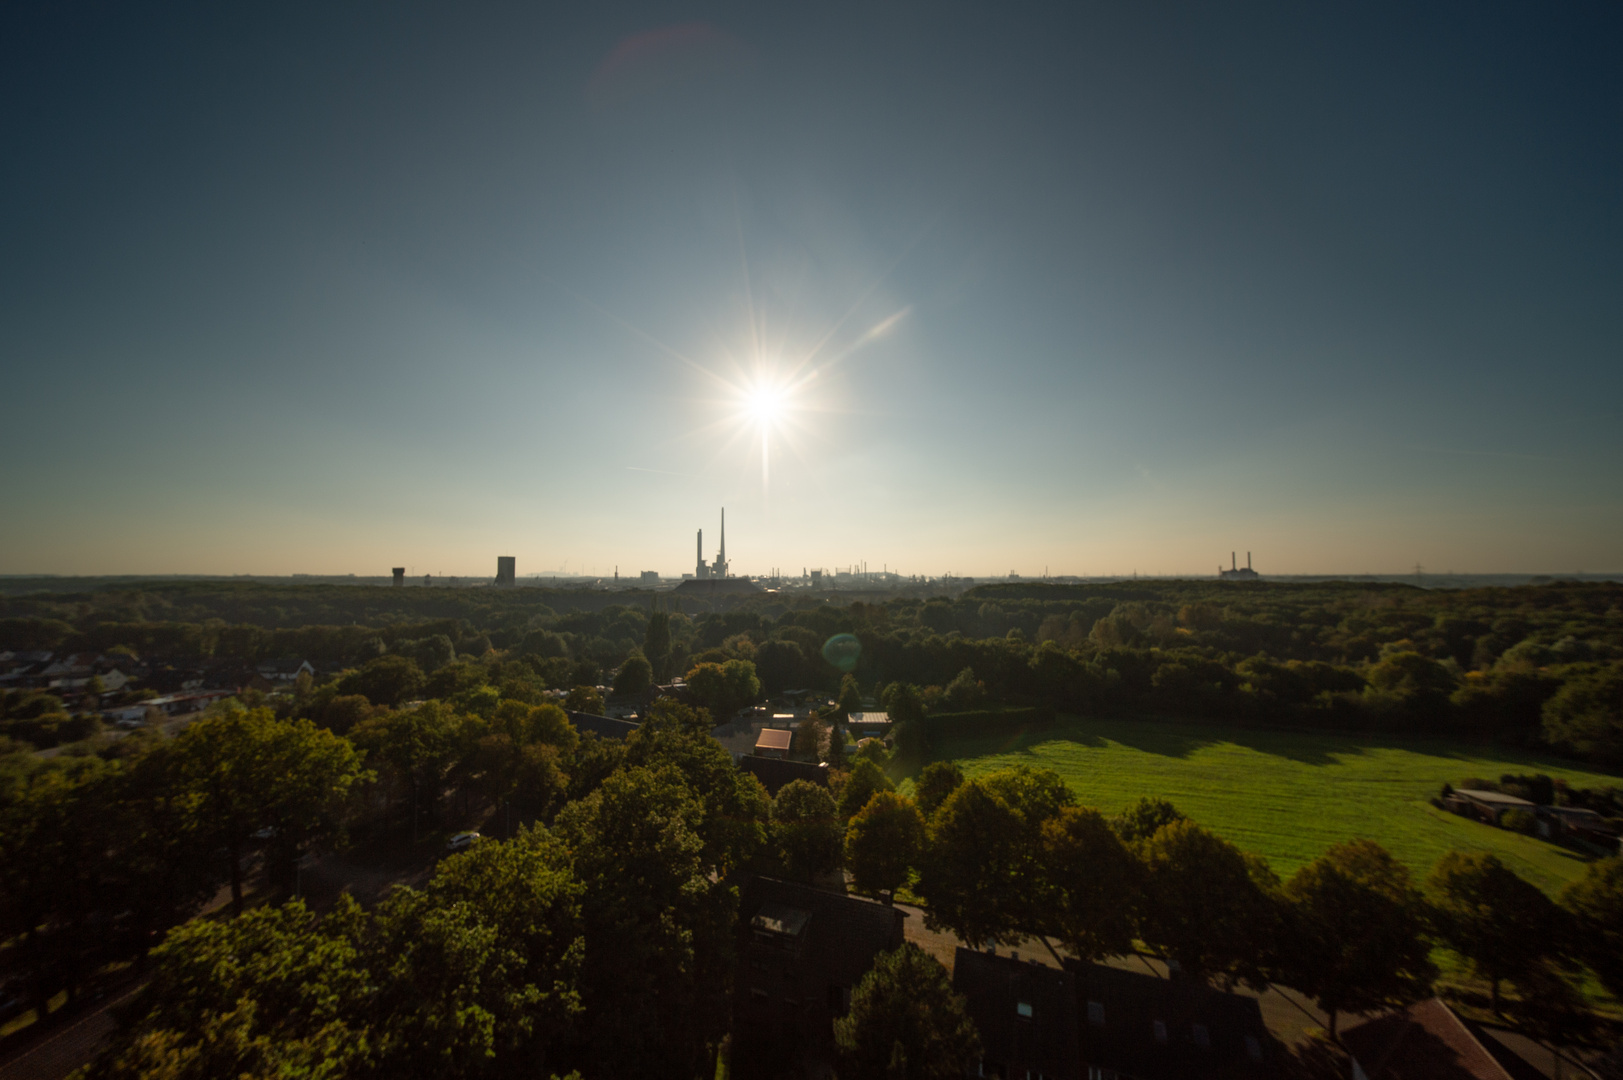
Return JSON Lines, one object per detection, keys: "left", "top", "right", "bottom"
{"left": 744, "top": 384, "right": 785, "bottom": 427}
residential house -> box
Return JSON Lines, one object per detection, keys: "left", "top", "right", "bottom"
{"left": 0, "top": 652, "right": 54, "bottom": 687}
{"left": 732, "top": 876, "right": 906, "bottom": 1080}
{"left": 954, "top": 947, "right": 1080, "bottom": 1080}
{"left": 1442, "top": 789, "right": 1536, "bottom": 825}
{"left": 51, "top": 668, "right": 130, "bottom": 695}
{"left": 1065, "top": 961, "right": 1270, "bottom": 1080}
{"left": 846, "top": 711, "right": 891, "bottom": 739}
{"left": 143, "top": 690, "right": 234, "bottom": 716}
{"left": 1340, "top": 998, "right": 1514, "bottom": 1080}
{"left": 1536, "top": 804, "right": 1619, "bottom": 850}
{"left": 567, "top": 711, "right": 640, "bottom": 741}
{"left": 255, "top": 658, "right": 316, "bottom": 685}
{"left": 738, "top": 756, "right": 829, "bottom": 796}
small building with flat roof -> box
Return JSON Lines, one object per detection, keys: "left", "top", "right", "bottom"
{"left": 845, "top": 711, "right": 890, "bottom": 737}
{"left": 754, "top": 728, "right": 793, "bottom": 759}
{"left": 1443, "top": 789, "right": 1535, "bottom": 825}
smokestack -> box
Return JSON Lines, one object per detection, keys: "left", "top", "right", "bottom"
{"left": 719, "top": 508, "right": 726, "bottom": 579}
{"left": 697, "top": 529, "right": 703, "bottom": 577}
{"left": 1232, "top": 551, "right": 1237, "bottom": 571}
{"left": 1247, "top": 551, "right": 1252, "bottom": 569}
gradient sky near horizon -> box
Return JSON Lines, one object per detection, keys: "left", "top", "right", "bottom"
{"left": 2, "top": 2, "right": 1621, "bottom": 578}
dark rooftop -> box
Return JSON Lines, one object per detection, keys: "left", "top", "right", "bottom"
{"left": 953, "top": 947, "right": 1080, "bottom": 1080}
{"left": 1341, "top": 999, "right": 1514, "bottom": 1080}
{"left": 737, "top": 754, "right": 828, "bottom": 795}
{"left": 568, "top": 711, "right": 640, "bottom": 740}
{"left": 1065, "top": 960, "right": 1270, "bottom": 1080}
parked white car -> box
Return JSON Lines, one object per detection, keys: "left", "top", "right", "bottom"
{"left": 445, "top": 831, "right": 481, "bottom": 852}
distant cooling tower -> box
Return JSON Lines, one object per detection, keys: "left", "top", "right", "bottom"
{"left": 496, "top": 556, "right": 516, "bottom": 587}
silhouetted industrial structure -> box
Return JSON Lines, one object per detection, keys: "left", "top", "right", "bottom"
{"left": 694, "top": 508, "right": 730, "bottom": 579}
{"left": 678, "top": 508, "right": 758, "bottom": 600}
{"left": 496, "top": 556, "right": 516, "bottom": 586}
{"left": 391, "top": 567, "right": 405, "bottom": 587}
{"left": 1219, "top": 552, "right": 1259, "bottom": 580}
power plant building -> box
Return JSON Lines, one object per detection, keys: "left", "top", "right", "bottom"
{"left": 677, "top": 508, "right": 759, "bottom": 599}
{"left": 1219, "top": 552, "right": 1259, "bottom": 580}
{"left": 496, "top": 556, "right": 516, "bottom": 587}
{"left": 693, "top": 508, "right": 730, "bottom": 580}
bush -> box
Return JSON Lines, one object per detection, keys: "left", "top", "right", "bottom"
{"left": 1500, "top": 809, "right": 1539, "bottom": 835}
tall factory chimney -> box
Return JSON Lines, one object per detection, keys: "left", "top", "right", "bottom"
{"left": 1247, "top": 551, "right": 1252, "bottom": 570}
{"left": 719, "top": 508, "right": 726, "bottom": 578}
{"left": 696, "top": 529, "right": 705, "bottom": 579}
{"left": 1231, "top": 552, "right": 1237, "bottom": 571}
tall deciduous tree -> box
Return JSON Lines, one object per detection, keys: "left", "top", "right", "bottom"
{"left": 612, "top": 653, "right": 653, "bottom": 698}
{"left": 85, "top": 827, "right": 584, "bottom": 1080}
{"left": 838, "top": 758, "right": 896, "bottom": 820}
{"left": 1135, "top": 819, "right": 1278, "bottom": 987}
{"left": 625, "top": 700, "right": 770, "bottom": 877}
{"left": 336, "top": 654, "right": 426, "bottom": 708}
{"left": 846, "top": 791, "right": 925, "bottom": 904}
{"left": 772, "top": 779, "right": 844, "bottom": 883}
{"left": 351, "top": 702, "right": 458, "bottom": 845}
{"left": 1428, "top": 850, "right": 1569, "bottom": 1013}
{"left": 643, "top": 611, "right": 672, "bottom": 682}
{"left": 833, "top": 944, "right": 981, "bottom": 1080}
{"left": 1040, "top": 806, "right": 1141, "bottom": 962}
{"left": 172, "top": 707, "right": 367, "bottom": 911}
{"left": 912, "top": 761, "right": 963, "bottom": 819}
{"left": 563, "top": 685, "right": 604, "bottom": 715}
{"left": 1111, "top": 797, "right": 1186, "bottom": 843}
{"left": 684, "top": 660, "right": 761, "bottom": 725}
{"left": 1563, "top": 856, "right": 1623, "bottom": 998}
{"left": 556, "top": 765, "right": 732, "bottom": 1080}
{"left": 915, "top": 779, "right": 1027, "bottom": 946}
{"left": 1278, "top": 840, "right": 1435, "bottom": 1037}
{"left": 916, "top": 766, "right": 1075, "bottom": 947}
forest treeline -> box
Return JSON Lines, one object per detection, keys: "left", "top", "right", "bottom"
{"left": 5, "top": 579, "right": 1622, "bottom": 763}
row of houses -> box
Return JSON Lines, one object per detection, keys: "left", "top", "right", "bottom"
{"left": 733, "top": 873, "right": 1547, "bottom": 1080}
{"left": 1, "top": 650, "right": 322, "bottom": 697}
{"left": 731, "top": 874, "right": 1275, "bottom": 1080}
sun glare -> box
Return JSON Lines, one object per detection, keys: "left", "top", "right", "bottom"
{"left": 745, "top": 385, "right": 785, "bottom": 426}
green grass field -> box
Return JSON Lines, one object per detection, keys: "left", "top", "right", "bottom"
{"left": 921, "top": 715, "right": 1622, "bottom": 896}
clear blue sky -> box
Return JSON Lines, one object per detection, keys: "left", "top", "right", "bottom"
{"left": 2, "top": 2, "right": 1620, "bottom": 577}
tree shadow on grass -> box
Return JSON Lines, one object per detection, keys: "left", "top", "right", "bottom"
{"left": 1040, "top": 715, "right": 1623, "bottom": 776}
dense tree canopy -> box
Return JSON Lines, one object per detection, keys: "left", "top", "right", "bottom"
{"left": 772, "top": 779, "right": 844, "bottom": 883}
{"left": 845, "top": 791, "right": 926, "bottom": 904}
{"left": 833, "top": 944, "right": 981, "bottom": 1080}
{"left": 85, "top": 827, "right": 584, "bottom": 1080}
{"left": 1428, "top": 850, "right": 1572, "bottom": 1012}
{"left": 1134, "top": 819, "right": 1279, "bottom": 987}
{"left": 1278, "top": 840, "right": 1436, "bottom": 1036}
{"left": 1563, "top": 856, "right": 1623, "bottom": 998}
{"left": 1039, "top": 806, "right": 1141, "bottom": 962}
